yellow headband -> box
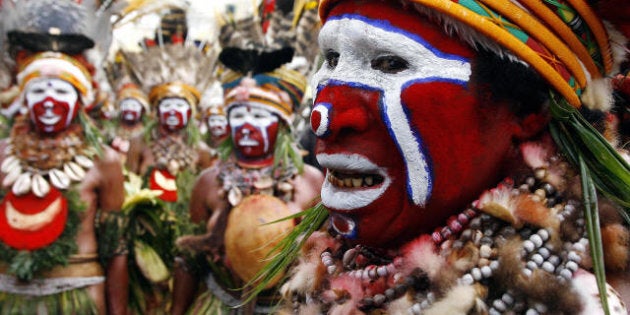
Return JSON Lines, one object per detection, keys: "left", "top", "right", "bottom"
{"left": 148, "top": 82, "right": 201, "bottom": 112}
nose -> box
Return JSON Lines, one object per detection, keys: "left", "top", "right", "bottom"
{"left": 310, "top": 84, "right": 372, "bottom": 140}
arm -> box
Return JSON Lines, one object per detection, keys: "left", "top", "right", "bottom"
{"left": 97, "top": 146, "right": 128, "bottom": 314}
{"left": 171, "top": 167, "right": 223, "bottom": 315}
{"left": 125, "top": 135, "right": 144, "bottom": 175}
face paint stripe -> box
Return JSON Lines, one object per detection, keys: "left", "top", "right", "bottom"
{"left": 380, "top": 90, "right": 432, "bottom": 206}
{"left": 328, "top": 14, "right": 470, "bottom": 63}
{"left": 402, "top": 76, "right": 468, "bottom": 89}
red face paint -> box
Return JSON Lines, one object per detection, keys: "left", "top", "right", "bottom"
{"left": 313, "top": 0, "right": 521, "bottom": 247}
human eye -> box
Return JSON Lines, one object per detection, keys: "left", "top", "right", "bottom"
{"left": 325, "top": 50, "right": 339, "bottom": 69}
{"left": 371, "top": 55, "right": 409, "bottom": 74}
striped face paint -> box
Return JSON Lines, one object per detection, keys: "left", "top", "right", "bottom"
{"left": 311, "top": 0, "right": 521, "bottom": 246}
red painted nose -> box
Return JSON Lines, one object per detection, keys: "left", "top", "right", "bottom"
{"left": 310, "top": 84, "right": 379, "bottom": 140}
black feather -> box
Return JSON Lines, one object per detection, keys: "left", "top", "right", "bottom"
{"left": 219, "top": 47, "right": 294, "bottom": 75}
{"left": 8, "top": 31, "right": 94, "bottom": 55}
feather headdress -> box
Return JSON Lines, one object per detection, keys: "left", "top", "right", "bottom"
{"left": 114, "top": 1, "right": 218, "bottom": 115}
{"left": 1, "top": 0, "right": 113, "bottom": 58}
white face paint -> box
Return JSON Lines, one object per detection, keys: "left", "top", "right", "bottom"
{"left": 314, "top": 16, "right": 471, "bottom": 208}
{"left": 207, "top": 115, "right": 228, "bottom": 137}
{"left": 120, "top": 98, "right": 143, "bottom": 122}
{"left": 25, "top": 78, "right": 79, "bottom": 133}
{"left": 158, "top": 97, "right": 191, "bottom": 130}
{"left": 229, "top": 105, "right": 279, "bottom": 154}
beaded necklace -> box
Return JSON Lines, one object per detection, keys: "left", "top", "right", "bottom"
{"left": 285, "top": 142, "right": 624, "bottom": 314}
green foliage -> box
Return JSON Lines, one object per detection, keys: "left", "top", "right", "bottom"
{"left": 79, "top": 111, "right": 104, "bottom": 157}
{"left": 273, "top": 126, "right": 304, "bottom": 174}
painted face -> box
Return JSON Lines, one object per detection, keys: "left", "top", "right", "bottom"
{"left": 311, "top": 0, "right": 522, "bottom": 247}
{"left": 208, "top": 114, "right": 228, "bottom": 139}
{"left": 119, "top": 98, "right": 144, "bottom": 124}
{"left": 25, "top": 78, "right": 80, "bottom": 134}
{"left": 158, "top": 97, "right": 191, "bottom": 131}
{"left": 229, "top": 104, "right": 279, "bottom": 167}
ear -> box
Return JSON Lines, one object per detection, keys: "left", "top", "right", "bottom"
{"left": 513, "top": 111, "right": 550, "bottom": 141}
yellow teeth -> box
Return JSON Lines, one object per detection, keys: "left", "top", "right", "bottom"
{"left": 327, "top": 172, "right": 378, "bottom": 188}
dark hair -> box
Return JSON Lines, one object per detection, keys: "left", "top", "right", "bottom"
{"left": 471, "top": 48, "right": 549, "bottom": 117}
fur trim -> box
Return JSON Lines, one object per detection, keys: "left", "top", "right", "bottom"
{"left": 386, "top": 294, "right": 414, "bottom": 314}
{"left": 581, "top": 77, "right": 614, "bottom": 111}
{"left": 401, "top": 235, "right": 445, "bottom": 279}
{"left": 601, "top": 223, "right": 630, "bottom": 271}
{"left": 423, "top": 284, "right": 478, "bottom": 315}
{"left": 604, "top": 21, "right": 629, "bottom": 76}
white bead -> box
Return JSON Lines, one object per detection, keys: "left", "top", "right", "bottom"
{"left": 542, "top": 261, "right": 555, "bottom": 273}
{"left": 523, "top": 240, "right": 535, "bottom": 252}
{"left": 567, "top": 251, "right": 582, "bottom": 263}
{"left": 566, "top": 261, "right": 579, "bottom": 272}
{"left": 526, "top": 309, "right": 540, "bottom": 315}
{"left": 502, "top": 293, "right": 514, "bottom": 305}
{"left": 481, "top": 266, "right": 492, "bottom": 278}
{"left": 530, "top": 234, "right": 543, "bottom": 247}
{"left": 493, "top": 300, "right": 507, "bottom": 311}
{"left": 548, "top": 255, "right": 560, "bottom": 266}
{"left": 377, "top": 266, "right": 388, "bottom": 277}
{"left": 420, "top": 300, "right": 431, "bottom": 309}
{"left": 427, "top": 292, "right": 435, "bottom": 303}
{"left": 460, "top": 274, "right": 474, "bottom": 285}
{"left": 526, "top": 261, "right": 538, "bottom": 270}
{"left": 489, "top": 308, "right": 501, "bottom": 315}
{"left": 538, "top": 247, "right": 550, "bottom": 259}
{"left": 559, "top": 268, "right": 572, "bottom": 280}
{"left": 531, "top": 254, "right": 544, "bottom": 266}
{"left": 537, "top": 229, "right": 550, "bottom": 241}
{"left": 471, "top": 268, "right": 482, "bottom": 281}
{"left": 522, "top": 268, "right": 533, "bottom": 277}
{"left": 411, "top": 303, "right": 421, "bottom": 314}
{"left": 490, "top": 260, "right": 500, "bottom": 270}
{"left": 573, "top": 242, "right": 586, "bottom": 253}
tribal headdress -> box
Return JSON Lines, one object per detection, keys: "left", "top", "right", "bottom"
{"left": 0, "top": 0, "right": 117, "bottom": 117}
{"left": 114, "top": 1, "right": 218, "bottom": 118}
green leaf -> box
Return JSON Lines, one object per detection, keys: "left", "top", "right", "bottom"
{"left": 579, "top": 156, "right": 610, "bottom": 315}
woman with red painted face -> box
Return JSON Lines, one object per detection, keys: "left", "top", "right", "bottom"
{"left": 249, "top": 0, "right": 630, "bottom": 314}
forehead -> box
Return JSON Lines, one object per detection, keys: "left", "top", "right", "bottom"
{"left": 323, "top": 0, "right": 475, "bottom": 57}
{"left": 27, "top": 77, "right": 75, "bottom": 89}
{"left": 229, "top": 104, "right": 273, "bottom": 115}
{"left": 159, "top": 97, "right": 189, "bottom": 106}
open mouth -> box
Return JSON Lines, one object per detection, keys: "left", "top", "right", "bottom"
{"left": 318, "top": 153, "right": 391, "bottom": 210}
{"left": 238, "top": 138, "right": 259, "bottom": 146}
{"left": 327, "top": 170, "right": 384, "bottom": 188}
